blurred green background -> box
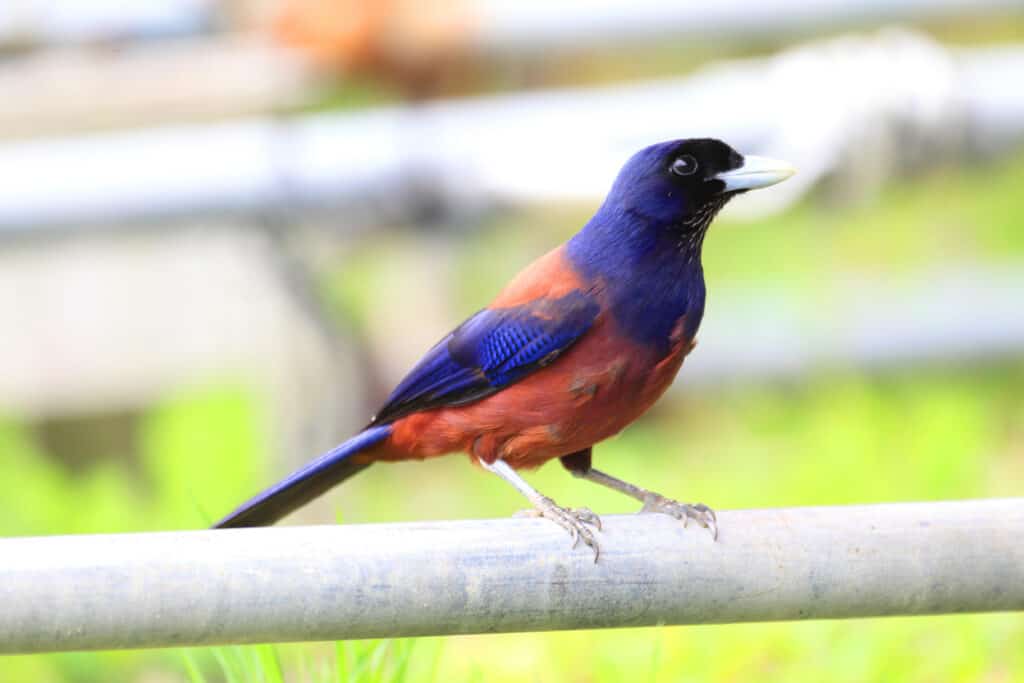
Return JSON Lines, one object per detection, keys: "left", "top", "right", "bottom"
{"left": 1, "top": 1, "right": 1023, "bottom": 681}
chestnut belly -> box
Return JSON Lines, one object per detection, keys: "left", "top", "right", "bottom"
{"left": 373, "top": 327, "right": 694, "bottom": 469}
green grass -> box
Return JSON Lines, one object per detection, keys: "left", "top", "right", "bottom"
{"left": 178, "top": 638, "right": 431, "bottom": 683}
{"left": 0, "top": 386, "right": 268, "bottom": 538}
{"left": 182, "top": 644, "right": 284, "bottom": 683}
{"left": 0, "top": 386, "right": 269, "bottom": 683}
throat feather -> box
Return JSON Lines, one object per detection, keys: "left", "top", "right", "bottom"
{"left": 672, "top": 197, "right": 727, "bottom": 258}
{"left": 566, "top": 201, "right": 721, "bottom": 353}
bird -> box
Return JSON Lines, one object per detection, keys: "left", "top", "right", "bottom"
{"left": 214, "top": 138, "right": 795, "bottom": 559}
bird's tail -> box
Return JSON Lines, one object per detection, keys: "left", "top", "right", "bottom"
{"left": 213, "top": 424, "right": 392, "bottom": 528}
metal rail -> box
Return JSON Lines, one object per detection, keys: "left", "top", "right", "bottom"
{"left": 1, "top": 498, "right": 1021, "bottom": 653}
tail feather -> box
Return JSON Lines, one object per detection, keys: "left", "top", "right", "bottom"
{"left": 213, "top": 425, "right": 392, "bottom": 528}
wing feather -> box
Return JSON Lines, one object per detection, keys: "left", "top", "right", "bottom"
{"left": 370, "top": 290, "right": 599, "bottom": 425}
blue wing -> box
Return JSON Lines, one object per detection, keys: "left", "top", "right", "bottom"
{"left": 370, "top": 290, "right": 600, "bottom": 425}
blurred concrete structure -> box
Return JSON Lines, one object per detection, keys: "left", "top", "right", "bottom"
{"left": 0, "top": 227, "right": 367, "bottom": 506}
{"left": 2, "top": 229, "right": 318, "bottom": 413}
{"left": 0, "top": 35, "right": 312, "bottom": 140}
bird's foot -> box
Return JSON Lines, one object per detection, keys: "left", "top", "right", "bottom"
{"left": 519, "top": 497, "right": 602, "bottom": 562}
{"left": 641, "top": 494, "right": 718, "bottom": 540}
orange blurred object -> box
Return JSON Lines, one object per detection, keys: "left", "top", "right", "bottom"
{"left": 272, "top": 0, "right": 474, "bottom": 87}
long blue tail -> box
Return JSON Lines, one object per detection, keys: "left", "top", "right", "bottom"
{"left": 213, "top": 425, "right": 392, "bottom": 528}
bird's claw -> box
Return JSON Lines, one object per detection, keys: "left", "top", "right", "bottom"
{"left": 520, "top": 498, "right": 603, "bottom": 562}
{"left": 641, "top": 494, "right": 718, "bottom": 540}
{"left": 570, "top": 506, "right": 602, "bottom": 531}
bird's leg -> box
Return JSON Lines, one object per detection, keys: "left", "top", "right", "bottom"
{"left": 560, "top": 450, "right": 717, "bottom": 540}
{"left": 481, "top": 458, "right": 602, "bottom": 561}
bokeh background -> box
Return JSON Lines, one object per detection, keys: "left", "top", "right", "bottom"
{"left": 2, "top": 1, "right": 1023, "bottom": 681}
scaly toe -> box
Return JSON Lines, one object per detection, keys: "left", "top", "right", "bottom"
{"left": 571, "top": 506, "right": 603, "bottom": 531}
{"left": 534, "top": 498, "right": 602, "bottom": 562}
{"left": 641, "top": 495, "right": 718, "bottom": 541}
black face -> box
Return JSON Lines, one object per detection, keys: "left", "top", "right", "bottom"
{"left": 663, "top": 138, "right": 744, "bottom": 193}
{"left": 604, "top": 138, "right": 745, "bottom": 226}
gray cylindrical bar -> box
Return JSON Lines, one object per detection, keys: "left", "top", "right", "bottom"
{"left": 1, "top": 499, "right": 1022, "bottom": 653}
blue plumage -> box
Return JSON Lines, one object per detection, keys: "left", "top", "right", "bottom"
{"left": 372, "top": 291, "right": 599, "bottom": 425}
{"left": 565, "top": 140, "right": 736, "bottom": 353}
{"left": 567, "top": 204, "right": 707, "bottom": 355}
{"left": 214, "top": 424, "right": 392, "bottom": 528}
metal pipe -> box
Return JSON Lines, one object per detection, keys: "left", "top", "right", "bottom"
{"left": 1, "top": 498, "right": 1021, "bottom": 653}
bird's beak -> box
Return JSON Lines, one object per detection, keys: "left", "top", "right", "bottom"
{"left": 715, "top": 155, "right": 796, "bottom": 192}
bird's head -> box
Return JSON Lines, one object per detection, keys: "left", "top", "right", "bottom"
{"left": 569, "top": 139, "right": 794, "bottom": 346}
{"left": 603, "top": 138, "right": 795, "bottom": 233}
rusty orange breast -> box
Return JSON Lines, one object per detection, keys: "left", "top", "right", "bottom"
{"left": 377, "top": 314, "right": 695, "bottom": 470}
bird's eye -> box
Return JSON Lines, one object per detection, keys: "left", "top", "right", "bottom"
{"left": 670, "top": 155, "right": 698, "bottom": 177}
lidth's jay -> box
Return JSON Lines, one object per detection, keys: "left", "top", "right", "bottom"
{"left": 216, "top": 139, "right": 795, "bottom": 559}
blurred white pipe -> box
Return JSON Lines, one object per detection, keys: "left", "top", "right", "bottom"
{"left": 1, "top": 33, "right": 1023, "bottom": 232}
{"left": 957, "top": 46, "right": 1024, "bottom": 154}
{"left": 683, "top": 265, "right": 1024, "bottom": 388}
{"left": 0, "top": 0, "right": 213, "bottom": 44}
{"left": 475, "top": 0, "right": 1024, "bottom": 51}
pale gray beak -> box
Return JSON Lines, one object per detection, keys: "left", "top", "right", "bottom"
{"left": 715, "top": 155, "right": 796, "bottom": 192}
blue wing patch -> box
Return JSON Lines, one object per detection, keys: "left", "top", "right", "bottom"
{"left": 370, "top": 290, "right": 599, "bottom": 425}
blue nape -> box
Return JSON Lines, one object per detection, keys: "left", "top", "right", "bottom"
{"left": 567, "top": 205, "right": 706, "bottom": 355}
